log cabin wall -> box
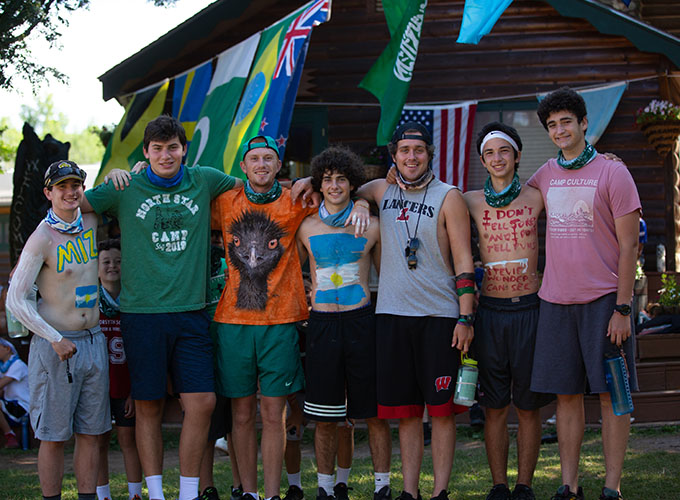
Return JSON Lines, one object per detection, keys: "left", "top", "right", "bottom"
{"left": 295, "top": 0, "right": 673, "bottom": 271}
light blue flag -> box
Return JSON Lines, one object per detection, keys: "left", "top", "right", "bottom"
{"left": 456, "top": 0, "right": 513, "bottom": 44}
{"left": 538, "top": 81, "right": 627, "bottom": 145}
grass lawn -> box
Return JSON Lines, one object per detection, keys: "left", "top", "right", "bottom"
{"left": 1, "top": 425, "right": 678, "bottom": 499}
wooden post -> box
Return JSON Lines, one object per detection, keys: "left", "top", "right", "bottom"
{"left": 665, "top": 138, "right": 680, "bottom": 272}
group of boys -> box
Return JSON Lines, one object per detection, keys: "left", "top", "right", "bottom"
{"left": 6, "top": 85, "right": 639, "bottom": 500}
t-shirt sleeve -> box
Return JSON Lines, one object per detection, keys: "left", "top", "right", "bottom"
{"left": 6, "top": 361, "right": 28, "bottom": 383}
{"left": 85, "top": 180, "right": 122, "bottom": 216}
{"left": 200, "top": 167, "right": 237, "bottom": 198}
{"left": 211, "top": 197, "right": 222, "bottom": 231}
{"left": 527, "top": 168, "right": 542, "bottom": 189}
{"left": 609, "top": 163, "right": 641, "bottom": 218}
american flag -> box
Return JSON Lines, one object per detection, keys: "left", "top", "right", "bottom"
{"left": 399, "top": 102, "right": 477, "bottom": 191}
{"left": 274, "top": 0, "right": 330, "bottom": 79}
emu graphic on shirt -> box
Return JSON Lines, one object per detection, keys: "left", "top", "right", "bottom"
{"left": 228, "top": 209, "right": 286, "bottom": 310}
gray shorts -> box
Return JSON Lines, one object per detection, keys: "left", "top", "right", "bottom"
{"left": 28, "top": 326, "right": 111, "bottom": 441}
{"left": 530, "top": 293, "right": 638, "bottom": 395}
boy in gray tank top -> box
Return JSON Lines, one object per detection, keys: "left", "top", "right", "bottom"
{"left": 356, "top": 122, "right": 475, "bottom": 500}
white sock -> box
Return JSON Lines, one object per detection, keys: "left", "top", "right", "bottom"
{"left": 318, "top": 473, "right": 335, "bottom": 496}
{"left": 336, "top": 467, "right": 351, "bottom": 485}
{"left": 96, "top": 484, "right": 111, "bottom": 500}
{"left": 179, "top": 476, "right": 200, "bottom": 500}
{"left": 146, "top": 475, "right": 165, "bottom": 500}
{"left": 375, "top": 472, "right": 390, "bottom": 493}
{"left": 288, "top": 472, "right": 302, "bottom": 488}
{"left": 128, "top": 481, "right": 143, "bottom": 499}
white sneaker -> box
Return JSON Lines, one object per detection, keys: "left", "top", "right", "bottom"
{"left": 546, "top": 413, "right": 557, "bottom": 425}
{"left": 215, "top": 437, "right": 229, "bottom": 454}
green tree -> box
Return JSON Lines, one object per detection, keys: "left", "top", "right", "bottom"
{"left": 0, "top": 0, "right": 177, "bottom": 91}
{"left": 0, "top": 117, "right": 22, "bottom": 164}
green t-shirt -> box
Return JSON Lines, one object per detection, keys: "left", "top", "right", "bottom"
{"left": 86, "top": 166, "right": 236, "bottom": 313}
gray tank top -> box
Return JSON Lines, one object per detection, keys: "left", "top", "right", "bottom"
{"left": 376, "top": 178, "right": 459, "bottom": 318}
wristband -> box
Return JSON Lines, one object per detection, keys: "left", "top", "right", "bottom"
{"left": 457, "top": 313, "right": 474, "bottom": 325}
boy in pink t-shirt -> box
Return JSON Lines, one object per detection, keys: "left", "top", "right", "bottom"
{"left": 528, "top": 87, "right": 640, "bottom": 500}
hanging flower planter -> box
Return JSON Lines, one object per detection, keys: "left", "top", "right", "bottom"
{"left": 639, "top": 120, "right": 680, "bottom": 157}
{"left": 636, "top": 99, "right": 680, "bottom": 157}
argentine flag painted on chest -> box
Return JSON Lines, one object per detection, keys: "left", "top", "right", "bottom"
{"left": 310, "top": 233, "right": 367, "bottom": 306}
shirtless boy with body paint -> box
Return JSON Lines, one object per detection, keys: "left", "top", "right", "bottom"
{"left": 463, "top": 123, "right": 552, "bottom": 500}
{"left": 296, "top": 145, "right": 392, "bottom": 500}
{"left": 8, "top": 160, "right": 109, "bottom": 500}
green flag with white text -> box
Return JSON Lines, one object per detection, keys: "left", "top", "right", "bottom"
{"left": 359, "top": 0, "right": 427, "bottom": 145}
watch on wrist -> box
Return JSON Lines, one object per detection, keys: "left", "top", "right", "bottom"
{"left": 614, "top": 304, "right": 632, "bottom": 316}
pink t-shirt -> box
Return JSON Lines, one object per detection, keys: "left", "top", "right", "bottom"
{"left": 528, "top": 155, "right": 641, "bottom": 304}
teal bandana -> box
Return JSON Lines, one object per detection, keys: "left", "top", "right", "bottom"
{"left": 557, "top": 141, "right": 598, "bottom": 170}
{"left": 98, "top": 285, "right": 120, "bottom": 318}
{"left": 484, "top": 173, "right": 522, "bottom": 208}
{"left": 319, "top": 200, "right": 353, "bottom": 227}
{"left": 244, "top": 179, "right": 282, "bottom": 204}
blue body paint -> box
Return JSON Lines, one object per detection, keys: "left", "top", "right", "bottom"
{"left": 75, "top": 285, "right": 98, "bottom": 308}
{"left": 310, "top": 233, "right": 367, "bottom": 305}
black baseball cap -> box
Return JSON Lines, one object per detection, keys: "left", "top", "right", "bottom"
{"left": 391, "top": 121, "right": 433, "bottom": 146}
{"left": 44, "top": 160, "right": 86, "bottom": 187}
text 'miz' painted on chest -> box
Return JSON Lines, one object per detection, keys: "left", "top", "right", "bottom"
{"left": 56, "top": 228, "right": 97, "bottom": 273}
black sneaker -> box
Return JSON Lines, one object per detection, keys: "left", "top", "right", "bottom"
{"left": 200, "top": 486, "right": 220, "bottom": 500}
{"left": 430, "top": 490, "right": 448, "bottom": 500}
{"left": 511, "top": 484, "right": 535, "bottom": 500}
{"left": 374, "top": 486, "right": 392, "bottom": 500}
{"left": 283, "top": 485, "right": 305, "bottom": 500}
{"left": 231, "top": 486, "right": 244, "bottom": 500}
{"left": 486, "top": 484, "right": 511, "bottom": 500}
{"left": 395, "top": 491, "right": 422, "bottom": 500}
{"left": 240, "top": 494, "right": 260, "bottom": 500}
{"left": 551, "top": 485, "right": 584, "bottom": 500}
{"left": 333, "top": 483, "right": 352, "bottom": 500}
{"left": 316, "top": 487, "right": 334, "bottom": 500}
{"left": 599, "top": 487, "right": 623, "bottom": 500}
{"left": 423, "top": 422, "right": 432, "bottom": 446}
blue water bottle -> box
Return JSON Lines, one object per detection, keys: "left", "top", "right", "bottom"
{"left": 603, "top": 348, "right": 634, "bottom": 416}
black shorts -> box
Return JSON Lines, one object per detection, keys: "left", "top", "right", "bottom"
{"left": 208, "top": 394, "right": 233, "bottom": 442}
{"left": 110, "top": 397, "right": 135, "bottom": 427}
{"left": 376, "top": 314, "right": 466, "bottom": 419}
{"left": 473, "top": 294, "right": 554, "bottom": 411}
{"left": 304, "top": 305, "right": 378, "bottom": 422}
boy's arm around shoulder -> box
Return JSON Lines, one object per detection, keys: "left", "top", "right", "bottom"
{"left": 7, "top": 228, "right": 77, "bottom": 359}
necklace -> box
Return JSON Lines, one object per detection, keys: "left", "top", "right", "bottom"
{"left": 398, "top": 182, "right": 430, "bottom": 270}
{"left": 484, "top": 173, "right": 522, "bottom": 208}
{"left": 244, "top": 179, "right": 282, "bottom": 204}
{"left": 557, "top": 141, "right": 598, "bottom": 170}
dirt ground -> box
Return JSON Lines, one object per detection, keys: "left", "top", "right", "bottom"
{"left": 2, "top": 423, "right": 678, "bottom": 474}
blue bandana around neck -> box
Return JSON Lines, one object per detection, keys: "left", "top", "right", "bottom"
{"left": 147, "top": 164, "right": 184, "bottom": 188}
{"left": 44, "top": 208, "right": 83, "bottom": 234}
{"left": 0, "top": 354, "right": 19, "bottom": 374}
{"left": 319, "top": 200, "right": 354, "bottom": 227}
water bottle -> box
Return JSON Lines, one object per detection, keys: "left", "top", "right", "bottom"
{"left": 603, "top": 349, "right": 634, "bottom": 416}
{"left": 453, "top": 353, "right": 478, "bottom": 407}
{"left": 656, "top": 243, "right": 666, "bottom": 272}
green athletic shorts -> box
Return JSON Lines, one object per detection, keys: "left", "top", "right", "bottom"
{"left": 213, "top": 322, "right": 304, "bottom": 398}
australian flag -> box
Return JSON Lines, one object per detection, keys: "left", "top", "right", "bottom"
{"left": 260, "top": 0, "right": 331, "bottom": 158}
{"left": 399, "top": 102, "right": 477, "bottom": 191}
